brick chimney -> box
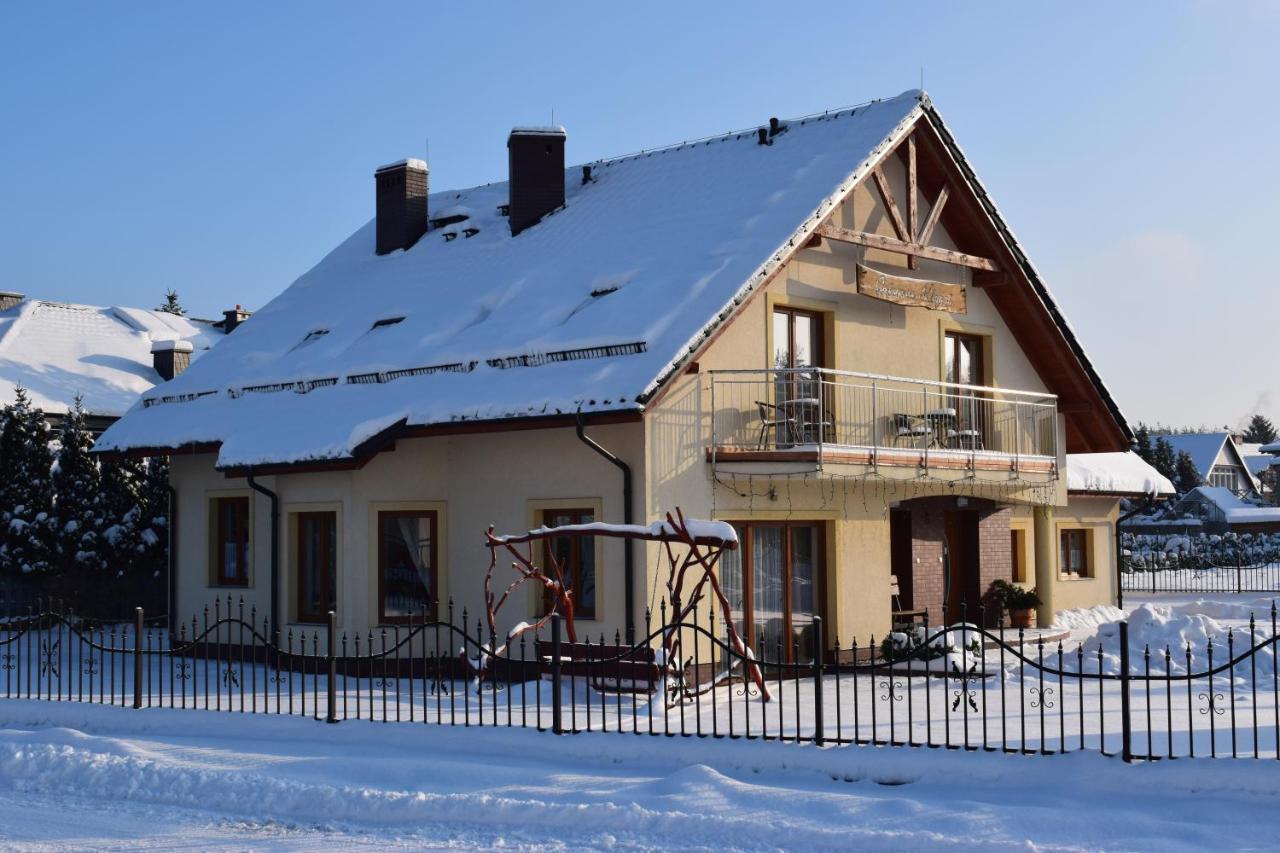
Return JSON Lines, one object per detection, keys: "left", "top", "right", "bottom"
{"left": 507, "top": 127, "right": 566, "bottom": 236}
{"left": 375, "top": 158, "right": 429, "bottom": 255}
{"left": 151, "top": 339, "right": 193, "bottom": 381}
{"left": 221, "top": 305, "right": 251, "bottom": 333}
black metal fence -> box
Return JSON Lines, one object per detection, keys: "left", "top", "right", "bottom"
{"left": 3, "top": 596, "right": 1280, "bottom": 761}
{"left": 1120, "top": 536, "right": 1280, "bottom": 594}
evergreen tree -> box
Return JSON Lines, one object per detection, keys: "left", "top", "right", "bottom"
{"left": 156, "top": 290, "right": 186, "bottom": 316}
{"left": 1174, "top": 450, "right": 1202, "bottom": 495}
{"left": 1243, "top": 414, "right": 1278, "bottom": 445}
{"left": 99, "top": 454, "right": 145, "bottom": 574}
{"left": 1152, "top": 437, "right": 1178, "bottom": 484}
{"left": 50, "top": 396, "right": 105, "bottom": 577}
{"left": 133, "top": 456, "right": 170, "bottom": 611}
{"left": 1134, "top": 425, "right": 1153, "bottom": 463}
{"left": 0, "top": 387, "right": 53, "bottom": 576}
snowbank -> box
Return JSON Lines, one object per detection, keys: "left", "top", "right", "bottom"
{"left": 1, "top": 701, "right": 1278, "bottom": 850}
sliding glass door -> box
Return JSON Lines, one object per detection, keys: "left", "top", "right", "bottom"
{"left": 720, "top": 522, "right": 823, "bottom": 662}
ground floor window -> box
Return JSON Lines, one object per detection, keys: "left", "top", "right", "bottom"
{"left": 720, "top": 522, "right": 822, "bottom": 662}
{"left": 1060, "top": 529, "right": 1090, "bottom": 578}
{"left": 541, "top": 508, "right": 596, "bottom": 620}
{"left": 1010, "top": 528, "right": 1027, "bottom": 583}
{"left": 378, "top": 510, "right": 437, "bottom": 622}
{"left": 212, "top": 496, "right": 250, "bottom": 587}
{"left": 297, "top": 511, "right": 337, "bottom": 623}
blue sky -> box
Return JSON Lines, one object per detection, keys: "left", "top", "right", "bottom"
{"left": 0, "top": 2, "right": 1276, "bottom": 427}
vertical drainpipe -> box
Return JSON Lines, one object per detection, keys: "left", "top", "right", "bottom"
{"left": 576, "top": 412, "right": 635, "bottom": 644}
{"left": 165, "top": 484, "right": 177, "bottom": 634}
{"left": 246, "top": 469, "right": 280, "bottom": 639}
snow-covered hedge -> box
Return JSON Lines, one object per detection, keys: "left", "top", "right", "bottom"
{"left": 1120, "top": 531, "right": 1280, "bottom": 571}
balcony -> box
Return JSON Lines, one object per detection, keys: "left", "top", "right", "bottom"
{"left": 707, "top": 368, "right": 1058, "bottom": 477}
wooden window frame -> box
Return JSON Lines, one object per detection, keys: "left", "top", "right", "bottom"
{"left": 541, "top": 508, "right": 597, "bottom": 621}
{"left": 943, "top": 331, "right": 985, "bottom": 387}
{"left": 727, "top": 521, "right": 825, "bottom": 663}
{"left": 296, "top": 511, "right": 337, "bottom": 624}
{"left": 772, "top": 306, "right": 826, "bottom": 371}
{"left": 1059, "top": 528, "right": 1090, "bottom": 578}
{"left": 212, "top": 496, "right": 250, "bottom": 587}
{"left": 377, "top": 509, "right": 438, "bottom": 624}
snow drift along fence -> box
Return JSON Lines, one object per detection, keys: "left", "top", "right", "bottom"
{"left": 4, "top": 597, "right": 1280, "bottom": 762}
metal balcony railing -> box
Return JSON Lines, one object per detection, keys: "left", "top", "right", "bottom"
{"left": 708, "top": 368, "right": 1058, "bottom": 466}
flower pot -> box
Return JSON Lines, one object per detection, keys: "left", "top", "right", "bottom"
{"left": 1008, "top": 608, "right": 1034, "bottom": 629}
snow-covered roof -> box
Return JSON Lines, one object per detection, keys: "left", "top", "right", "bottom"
{"left": 96, "top": 89, "right": 1128, "bottom": 468}
{"left": 1260, "top": 440, "right": 1280, "bottom": 455}
{"left": 1244, "top": 453, "right": 1277, "bottom": 476}
{"left": 1153, "top": 432, "right": 1260, "bottom": 491}
{"left": 1066, "top": 452, "right": 1175, "bottom": 497}
{"left": 1151, "top": 433, "right": 1230, "bottom": 481}
{"left": 0, "top": 299, "right": 223, "bottom": 417}
{"left": 1180, "top": 486, "right": 1280, "bottom": 524}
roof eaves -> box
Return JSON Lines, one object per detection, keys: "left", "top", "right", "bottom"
{"left": 917, "top": 102, "right": 1133, "bottom": 446}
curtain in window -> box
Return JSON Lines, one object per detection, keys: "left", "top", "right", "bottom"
{"left": 752, "top": 527, "right": 785, "bottom": 658}
{"left": 720, "top": 527, "right": 746, "bottom": 648}
{"left": 382, "top": 514, "right": 432, "bottom": 618}
{"left": 790, "top": 526, "right": 817, "bottom": 661}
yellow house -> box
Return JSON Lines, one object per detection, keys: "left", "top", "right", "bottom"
{"left": 95, "top": 90, "right": 1165, "bottom": 656}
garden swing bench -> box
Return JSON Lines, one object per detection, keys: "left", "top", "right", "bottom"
{"left": 481, "top": 509, "right": 773, "bottom": 704}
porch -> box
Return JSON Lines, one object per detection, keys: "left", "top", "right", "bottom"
{"left": 706, "top": 367, "right": 1059, "bottom": 479}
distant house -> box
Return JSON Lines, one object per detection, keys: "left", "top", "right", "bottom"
{"left": 1152, "top": 432, "right": 1259, "bottom": 496}
{"left": 1164, "top": 486, "right": 1280, "bottom": 535}
{"left": 0, "top": 292, "right": 240, "bottom": 433}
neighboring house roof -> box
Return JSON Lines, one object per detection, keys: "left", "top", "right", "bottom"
{"left": 1151, "top": 432, "right": 1259, "bottom": 489}
{"left": 96, "top": 90, "right": 1130, "bottom": 469}
{"left": 1260, "top": 440, "right": 1280, "bottom": 455}
{"left": 0, "top": 299, "right": 222, "bottom": 418}
{"left": 1177, "top": 486, "right": 1280, "bottom": 524}
{"left": 1244, "top": 453, "right": 1276, "bottom": 476}
{"left": 1066, "top": 452, "right": 1175, "bottom": 498}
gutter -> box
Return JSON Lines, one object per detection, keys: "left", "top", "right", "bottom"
{"left": 246, "top": 470, "right": 280, "bottom": 638}
{"left": 575, "top": 411, "right": 636, "bottom": 643}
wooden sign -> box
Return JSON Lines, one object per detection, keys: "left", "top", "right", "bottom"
{"left": 856, "top": 264, "right": 967, "bottom": 314}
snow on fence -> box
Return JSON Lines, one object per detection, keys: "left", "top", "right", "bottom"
{"left": 4, "top": 597, "right": 1280, "bottom": 761}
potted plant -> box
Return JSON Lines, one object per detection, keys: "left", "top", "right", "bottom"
{"left": 983, "top": 579, "right": 1042, "bottom": 629}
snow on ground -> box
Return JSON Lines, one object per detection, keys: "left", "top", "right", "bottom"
{"left": 0, "top": 700, "right": 1277, "bottom": 851}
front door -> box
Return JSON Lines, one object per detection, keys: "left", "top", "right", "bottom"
{"left": 943, "top": 509, "right": 979, "bottom": 621}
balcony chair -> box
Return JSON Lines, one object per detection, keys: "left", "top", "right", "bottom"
{"left": 892, "top": 413, "right": 931, "bottom": 448}
{"left": 754, "top": 401, "right": 794, "bottom": 450}
{"left": 948, "top": 428, "right": 984, "bottom": 451}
